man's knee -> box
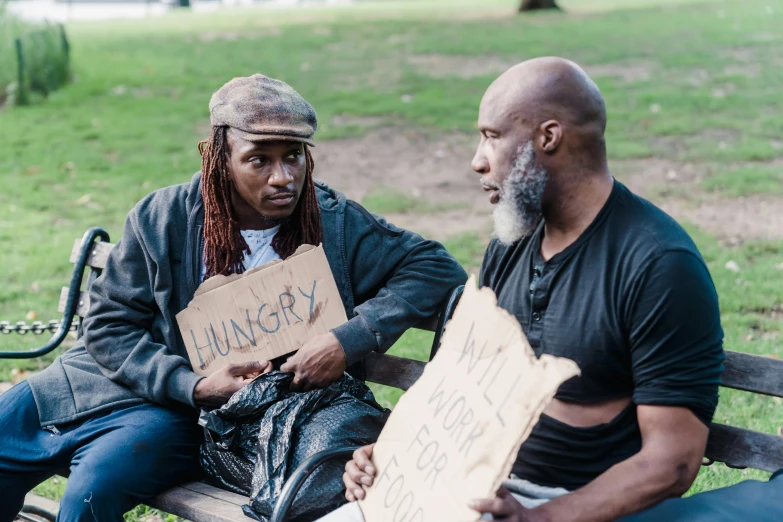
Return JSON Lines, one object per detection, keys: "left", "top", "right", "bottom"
{"left": 61, "top": 455, "right": 170, "bottom": 521}
{"left": 60, "top": 470, "right": 126, "bottom": 522}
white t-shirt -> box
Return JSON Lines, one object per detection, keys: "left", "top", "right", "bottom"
{"left": 200, "top": 226, "right": 281, "bottom": 282}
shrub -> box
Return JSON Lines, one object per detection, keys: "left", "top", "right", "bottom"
{"left": 0, "top": 2, "right": 70, "bottom": 106}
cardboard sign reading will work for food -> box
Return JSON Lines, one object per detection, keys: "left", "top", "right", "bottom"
{"left": 176, "top": 244, "right": 347, "bottom": 376}
{"left": 358, "top": 277, "right": 580, "bottom": 522}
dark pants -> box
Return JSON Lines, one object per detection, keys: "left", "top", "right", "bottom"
{"left": 620, "top": 469, "right": 783, "bottom": 522}
{"left": 0, "top": 382, "right": 201, "bottom": 522}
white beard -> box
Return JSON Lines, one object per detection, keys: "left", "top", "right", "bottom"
{"left": 492, "top": 141, "right": 548, "bottom": 245}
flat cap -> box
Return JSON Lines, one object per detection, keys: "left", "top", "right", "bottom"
{"left": 209, "top": 74, "right": 317, "bottom": 146}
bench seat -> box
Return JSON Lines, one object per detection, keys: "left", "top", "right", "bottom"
{"left": 153, "top": 482, "right": 250, "bottom": 522}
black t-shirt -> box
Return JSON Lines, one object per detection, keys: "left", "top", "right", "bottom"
{"left": 479, "top": 180, "right": 724, "bottom": 489}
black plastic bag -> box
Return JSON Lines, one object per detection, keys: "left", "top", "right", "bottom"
{"left": 200, "top": 371, "right": 389, "bottom": 521}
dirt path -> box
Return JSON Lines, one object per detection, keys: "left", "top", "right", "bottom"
{"left": 313, "top": 128, "right": 494, "bottom": 240}
{"left": 313, "top": 128, "right": 783, "bottom": 243}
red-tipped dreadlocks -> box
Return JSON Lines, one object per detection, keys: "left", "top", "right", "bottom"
{"left": 198, "top": 126, "right": 322, "bottom": 279}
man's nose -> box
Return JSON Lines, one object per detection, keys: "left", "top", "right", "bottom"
{"left": 268, "top": 162, "right": 293, "bottom": 186}
{"left": 471, "top": 147, "right": 489, "bottom": 175}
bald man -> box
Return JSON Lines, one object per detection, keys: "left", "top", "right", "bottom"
{"left": 322, "top": 57, "right": 725, "bottom": 522}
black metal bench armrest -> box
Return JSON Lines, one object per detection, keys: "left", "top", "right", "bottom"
{"left": 0, "top": 227, "right": 110, "bottom": 359}
{"left": 429, "top": 284, "right": 464, "bottom": 361}
{"left": 269, "top": 446, "right": 360, "bottom": 522}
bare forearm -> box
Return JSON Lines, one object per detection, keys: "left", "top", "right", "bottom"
{"left": 531, "top": 452, "right": 692, "bottom": 522}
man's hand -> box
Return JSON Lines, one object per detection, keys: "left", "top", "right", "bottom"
{"left": 193, "top": 360, "right": 271, "bottom": 408}
{"left": 280, "top": 332, "right": 347, "bottom": 392}
{"left": 343, "top": 444, "right": 376, "bottom": 502}
{"left": 470, "top": 488, "right": 540, "bottom": 522}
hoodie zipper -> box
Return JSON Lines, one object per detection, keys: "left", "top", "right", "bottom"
{"left": 43, "top": 425, "right": 60, "bottom": 435}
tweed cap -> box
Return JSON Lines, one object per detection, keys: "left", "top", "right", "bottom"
{"left": 209, "top": 74, "right": 317, "bottom": 146}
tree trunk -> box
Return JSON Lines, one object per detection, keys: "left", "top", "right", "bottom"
{"left": 519, "top": 0, "right": 560, "bottom": 12}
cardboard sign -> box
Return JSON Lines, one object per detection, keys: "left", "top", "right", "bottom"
{"left": 358, "top": 276, "right": 580, "bottom": 522}
{"left": 176, "top": 244, "right": 347, "bottom": 376}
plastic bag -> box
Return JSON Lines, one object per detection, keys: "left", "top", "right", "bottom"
{"left": 200, "top": 371, "right": 389, "bottom": 521}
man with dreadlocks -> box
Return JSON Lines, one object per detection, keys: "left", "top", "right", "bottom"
{"left": 0, "top": 74, "right": 466, "bottom": 521}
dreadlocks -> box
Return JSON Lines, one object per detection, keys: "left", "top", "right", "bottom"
{"left": 198, "top": 126, "right": 322, "bottom": 279}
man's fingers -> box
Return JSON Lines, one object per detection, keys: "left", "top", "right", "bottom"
{"left": 239, "top": 372, "right": 263, "bottom": 385}
{"left": 280, "top": 355, "right": 298, "bottom": 373}
{"left": 468, "top": 497, "right": 512, "bottom": 515}
{"left": 345, "top": 460, "right": 366, "bottom": 482}
{"left": 289, "top": 374, "right": 303, "bottom": 391}
{"left": 288, "top": 371, "right": 315, "bottom": 392}
{"left": 343, "top": 471, "right": 360, "bottom": 491}
{"left": 354, "top": 446, "right": 376, "bottom": 475}
{"left": 229, "top": 361, "right": 268, "bottom": 376}
{"left": 342, "top": 471, "right": 366, "bottom": 501}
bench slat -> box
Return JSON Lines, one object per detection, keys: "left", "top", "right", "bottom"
{"left": 24, "top": 493, "right": 60, "bottom": 516}
{"left": 70, "top": 237, "right": 115, "bottom": 270}
{"left": 721, "top": 350, "right": 783, "bottom": 398}
{"left": 58, "top": 287, "right": 90, "bottom": 317}
{"left": 180, "top": 481, "right": 249, "bottom": 506}
{"left": 151, "top": 482, "right": 252, "bottom": 521}
{"left": 365, "top": 352, "right": 425, "bottom": 391}
{"left": 706, "top": 423, "right": 783, "bottom": 473}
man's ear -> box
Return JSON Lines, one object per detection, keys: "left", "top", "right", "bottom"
{"left": 538, "top": 120, "right": 562, "bottom": 153}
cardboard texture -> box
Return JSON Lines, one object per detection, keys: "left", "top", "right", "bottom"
{"left": 358, "top": 276, "right": 580, "bottom": 522}
{"left": 176, "top": 244, "right": 347, "bottom": 376}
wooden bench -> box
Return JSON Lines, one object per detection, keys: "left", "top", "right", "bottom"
{"left": 5, "top": 228, "right": 783, "bottom": 522}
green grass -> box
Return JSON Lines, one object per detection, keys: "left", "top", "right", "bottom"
{"left": 1, "top": 0, "right": 781, "bottom": 516}
{"left": 362, "top": 188, "right": 466, "bottom": 214}
{"left": 702, "top": 164, "right": 783, "bottom": 196}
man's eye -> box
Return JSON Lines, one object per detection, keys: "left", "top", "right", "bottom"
{"left": 250, "top": 157, "right": 267, "bottom": 166}
{"left": 287, "top": 150, "right": 302, "bottom": 160}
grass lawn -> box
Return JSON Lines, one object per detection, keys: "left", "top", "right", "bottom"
{"left": 0, "top": 0, "right": 781, "bottom": 518}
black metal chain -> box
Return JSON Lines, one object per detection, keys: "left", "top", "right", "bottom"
{"left": 0, "top": 320, "right": 77, "bottom": 335}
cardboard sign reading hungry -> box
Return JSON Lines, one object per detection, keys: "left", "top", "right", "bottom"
{"left": 176, "top": 244, "right": 347, "bottom": 376}
{"left": 358, "top": 276, "right": 580, "bottom": 522}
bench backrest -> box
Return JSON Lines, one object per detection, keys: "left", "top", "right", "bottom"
{"left": 64, "top": 236, "right": 783, "bottom": 474}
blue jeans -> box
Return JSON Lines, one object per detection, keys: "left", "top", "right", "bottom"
{"left": 0, "top": 381, "right": 201, "bottom": 522}
{"left": 620, "top": 469, "right": 783, "bottom": 522}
